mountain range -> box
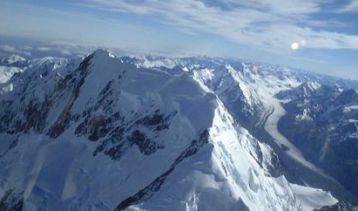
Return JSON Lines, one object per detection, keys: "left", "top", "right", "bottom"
{"left": 0, "top": 49, "right": 357, "bottom": 210}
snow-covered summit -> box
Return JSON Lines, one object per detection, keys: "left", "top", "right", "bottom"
{"left": 0, "top": 54, "right": 27, "bottom": 66}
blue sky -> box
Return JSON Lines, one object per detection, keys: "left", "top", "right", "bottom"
{"left": 0, "top": 0, "right": 358, "bottom": 79}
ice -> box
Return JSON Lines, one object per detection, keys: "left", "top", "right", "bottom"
{"left": 291, "top": 184, "right": 338, "bottom": 210}
{"left": 0, "top": 66, "right": 24, "bottom": 83}
{"left": 344, "top": 105, "right": 358, "bottom": 112}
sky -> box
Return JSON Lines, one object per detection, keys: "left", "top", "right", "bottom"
{"left": 0, "top": 0, "right": 358, "bottom": 80}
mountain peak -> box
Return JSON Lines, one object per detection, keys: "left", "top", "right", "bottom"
{"left": 91, "top": 48, "right": 114, "bottom": 60}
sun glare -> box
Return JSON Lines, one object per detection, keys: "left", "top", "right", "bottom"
{"left": 291, "top": 42, "right": 300, "bottom": 50}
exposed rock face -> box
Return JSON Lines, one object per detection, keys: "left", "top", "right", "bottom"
{"left": 115, "top": 130, "right": 209, "bottom": 210}
{"left": 0, "top": 189, "right": 23, "bottom": 211}
{"left": 48, "top": 55, "right": 93, "bottom": 138}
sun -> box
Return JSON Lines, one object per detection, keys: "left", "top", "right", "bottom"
{"left": 291, "top": 42, "right": 300, "bottom": 50}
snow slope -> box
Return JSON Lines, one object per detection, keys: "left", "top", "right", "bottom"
{"left": 175, "top": 60, "right": 325, "bottom": 174}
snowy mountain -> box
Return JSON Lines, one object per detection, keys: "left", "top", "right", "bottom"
{"left": 0, "top": 55, "right": 28, "bottom": 86}
{"left": 0, "top": 49, "right": 357, "bottom": 210}
{"left": 277, "top": 84, "right": 358, "bottom": 197}
{"left": 135, "top": 55, "right": 358, "bottom": 206}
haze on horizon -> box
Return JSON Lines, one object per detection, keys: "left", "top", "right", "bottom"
{"left": 0, "top": 0, "right": 358, "bottom": 80}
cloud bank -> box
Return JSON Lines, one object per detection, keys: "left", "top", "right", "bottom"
{"left": 81, "top": 0, "right": 358, "bottom": 51}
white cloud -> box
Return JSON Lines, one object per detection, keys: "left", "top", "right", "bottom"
{"left": 81, "top": 0, "right": 358, "bottom": 51}
{"left": 0, "top": 45, "right": 32, "bottom": 56}
{"left": 337, "top": 1, "right": 358, "bottom": 13}
{"left": 223, "top": 0, "right": 324, "bottom": 16}
{"left": 37, "top": 47, "right": 51, "bottom": 51}
{"left": 0, "top": 45, "right": 16, "bottom": 52}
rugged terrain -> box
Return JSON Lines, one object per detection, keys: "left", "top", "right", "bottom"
{"left": 0, "top": 49, "right": 357, "bottom": 210}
